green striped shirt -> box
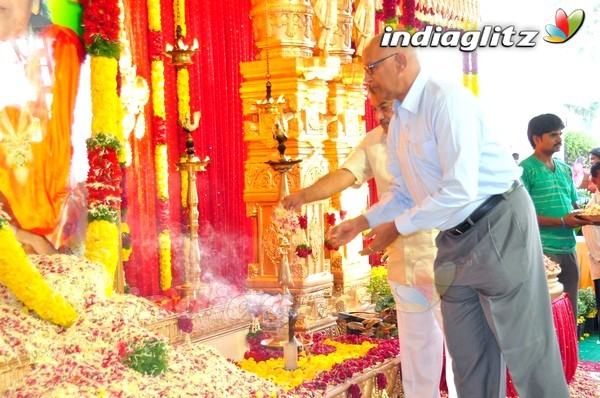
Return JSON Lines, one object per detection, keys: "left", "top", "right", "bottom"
{"left": 520, "top": 155, "right": 578, "bottom": 254}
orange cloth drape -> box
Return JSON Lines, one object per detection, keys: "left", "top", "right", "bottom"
{"left": 0, "top": 26, "right": 84, "bottom": 235}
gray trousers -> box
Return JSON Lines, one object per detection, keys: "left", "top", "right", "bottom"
{"left": 434, "top": 185, "right": 570, "bottom": 398}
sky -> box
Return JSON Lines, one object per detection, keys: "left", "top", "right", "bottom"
{"left": 419, "top": 0, "right": 600, "bottom": 160}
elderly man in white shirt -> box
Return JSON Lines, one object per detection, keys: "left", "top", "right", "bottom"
{"left": 282, "top": 91, "right": 456, "bottom": 398}
{"left": 328, "top": 34, "right": 569, "bottom": 397}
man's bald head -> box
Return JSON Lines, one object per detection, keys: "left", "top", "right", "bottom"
{"left": 363, "top": 33, "right": 416, "bottom": 64}
{"left": 362, "top": 32, "right": 420, "bottom": 101}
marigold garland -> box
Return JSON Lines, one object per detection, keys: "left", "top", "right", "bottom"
{"left": 90, "top": 57, "right": 121, "bottom": 138}
{"left": 158, "top": 230, "right": 173, "bottom": 290}
{"left": 146, "top": 0, "right": 162, "bottom": 31}
{"left": 150, "top": 61, "right": 166, "bottom": 118}
{"left": 155, "top": 145, "right": 170, "bottom": 200}
{"left": 85, "top": 220, "right": 120, "bottom": 296}
{"left": 177, "top": 69, "right": 191, "bottom": 120}
{"left": 146, "top": 1, "right": 173, "bottom": 293}
{"left": 0, "top": 225, "right": 78, "bottom": 327}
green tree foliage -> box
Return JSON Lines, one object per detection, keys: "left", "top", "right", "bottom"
{"left": 564, "top": 131, "right": 598, "bottom": 164}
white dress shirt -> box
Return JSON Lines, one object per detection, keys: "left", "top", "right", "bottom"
{"left": 364, "top": 71, "right": 522, "bottom": 235}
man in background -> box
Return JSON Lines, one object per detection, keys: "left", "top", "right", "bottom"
{"left": 520, "top": 113, "right": 592, "bottom": 321}
{"left": 282, "top": 91, "right": 456, "bottom": 398}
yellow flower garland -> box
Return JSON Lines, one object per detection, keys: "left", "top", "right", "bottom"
{"left": 174, "top": 0, "right": 187, "bottom": 36}
{"left": 158, "top": 230, "right": 173, "bottom": 290}
{"left": 0, "top": 226, "right": 78, "bottom": 327}
{"left": 85, "top": 220, "right": 120, "bottom": 297}
{"left": 155, "top": 144, "right": 170, "bottom": 200}
{"left": 177, "top": 68, "right": 191, "bottom": 122}
{"left": 90, "top": 56, "right": 121, "bottom": 138}
{"left": 147, "top": 0, "right": 162, "bottom": 31}
{"left": 151, "top": 60, "right": 166, "bottom": 119}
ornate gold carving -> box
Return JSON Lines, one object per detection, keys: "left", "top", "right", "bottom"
{"left": 248, "top": 263, "right": 260, "bottom": 279}
{"left": 250, "top": 0, "right": 315, "bottom": 59}
{"left": 316, "top": 301, "right": 328, "bottom": 318}
{"left": 293, "top": 260, "right": 309, "bottom": 279}
{"left": 330, "top": 253, "right": 342, "bottom": 272}
{"left": 329, "top": 0, "right": 354, "bottom": 63}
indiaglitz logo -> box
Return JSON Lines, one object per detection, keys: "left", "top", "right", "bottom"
{"left": 544, "top": 8, "right": 585, "bottom": 43}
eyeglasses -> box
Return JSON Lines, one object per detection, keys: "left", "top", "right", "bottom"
{"left": 363, "top": 53, "right": 399, "bottom": 75}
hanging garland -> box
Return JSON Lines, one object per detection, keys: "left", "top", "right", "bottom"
{"left": 0, "top": 212, "right": 78, "bottom": 327}
{"left": 81, "top": 0, "right": 124, "bottom": 296}
{"left": 147, "top": 0, "right": 173, "bottom": 291}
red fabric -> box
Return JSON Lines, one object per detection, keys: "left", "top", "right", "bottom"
{"left": 122, "top": 0, "right": 253, "bottom": 295}
{"left": 505, "top": 293, "right": 577, "bottom": 397}
{"left": 123, "top": 0, "right": 160, "bottom": 296}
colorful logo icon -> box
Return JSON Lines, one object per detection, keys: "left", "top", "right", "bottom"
{"left": 544, "top": 8, "right": 585, "bottom": 43}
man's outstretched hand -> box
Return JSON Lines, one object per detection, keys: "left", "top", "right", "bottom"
{"left": 358, "top": 221, "right": 400, "bottom": 256}
{"left": 327, "top": 215, "right": 369, "bottom": 248}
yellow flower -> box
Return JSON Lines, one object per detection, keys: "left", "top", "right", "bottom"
{"left": 158, "top": 230, "right": 173, "bottom": 290}
{"left": 147, "top": 0, "right": 162, "bottom": 31}
{"left": 91, "top": 56, "right": 121, "bottom": 137}
{"left": 0, "top": 226, "right": 78, "bottom": 327}
{"left": 238, "top": 339, "right": 377, "bottom": 389}
{"left": 155, "top": 145, "right": 170, "bottom": 200}
{"left": 177, "top": 68, "right": 191, "bottom": 122}
{"left": 85, "top": 220, "right": 120, "bottom": 297}
{"left": 151, "top": 61, "right": 166, "bottom": 119}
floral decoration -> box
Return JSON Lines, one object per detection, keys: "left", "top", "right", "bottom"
{"left": 298, "top": 214, "right": 308, "bottom": 229}
{"left": 295, "top": 244, "right": 313, "bottom": 258}
{"left": 81, "top": 0, "right": 121, "bottom": 58}
{"left": 0, "top": 224, "right": 78, "bottom": 327}
{"left": 239, "top": 333, "right": 399, "bottom": 395}
{"left": 82, "top": 0, "right": 126, "bottom": 297}
{"left": 121, "top": 222, "right": 132, "bottom": 262}
{"left": 158, "top": 230, "right": 173, "bottom": 290}
{"left": 146, "top": 0, "right": 173, "bottom": 291}
{"left": 376, "top": 372, "right": 388, "bottom": 390}
{"left": 348, "top": 383, "right": 362, "bottom": 398}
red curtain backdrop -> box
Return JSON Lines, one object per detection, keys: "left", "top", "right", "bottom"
{"left": 124, "top": 0, "right": 254, "bottom": 296}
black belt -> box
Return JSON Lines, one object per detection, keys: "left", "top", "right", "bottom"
{"left": 447, "top": 180, "right": 522, "bottom": 236}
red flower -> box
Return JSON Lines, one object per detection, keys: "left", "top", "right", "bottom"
{"left": 326, "top": 213, "right": 337, "bottom": 227}
{"left": 348, "top": 383, "right": 362, "bottom": 397}
{"left": 376, "top": 372, "right": 388, "bottom": 390}
{"left": 339, "top": 210, "right": 347, "bottom": 220}
{"left": 298, "top": 214, "right": 308, "bottom": 229}
{"left": 295, "top": 244, "right": 312, "bottom": 258}
{"left": 177, "top": 314, "right": 194, "bottom": 334}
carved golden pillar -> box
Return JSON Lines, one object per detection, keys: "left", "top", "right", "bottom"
{"left": 242, "top": 0, "right": 372, "bottom": 333}
{"left": 241, "top": 57, "right": 341, "bottom": 333}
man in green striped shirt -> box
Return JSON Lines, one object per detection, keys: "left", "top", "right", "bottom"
{"left": 520, "top": 113, "right": 591, "bottom": 321}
